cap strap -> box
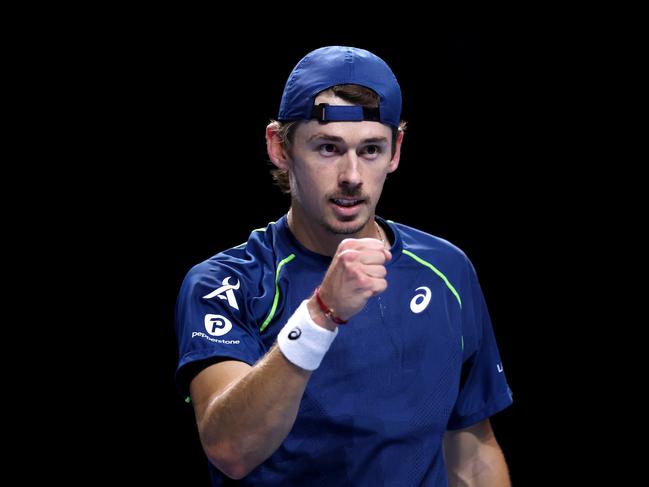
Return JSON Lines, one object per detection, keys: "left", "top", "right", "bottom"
{"left": 310, "top": 103, "right": 381, "bottom": 123}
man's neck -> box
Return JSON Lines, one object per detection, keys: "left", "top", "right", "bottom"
{"left": 287, "top": 207, "right": 383, "bottom": 257}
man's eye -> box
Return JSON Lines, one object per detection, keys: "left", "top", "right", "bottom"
{"left": 362, "top": 145, "right": 382, "bottom": 157}
{"left": 319, "top": 144, "right": 338, "bottom": 155}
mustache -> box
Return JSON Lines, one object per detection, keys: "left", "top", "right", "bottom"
{"left": 328, "top": 187, "right": 365, "bottom": 199}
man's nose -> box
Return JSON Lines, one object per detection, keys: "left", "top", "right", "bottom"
{"left": 338, "top": 152, "right": 362, "bottom": 188}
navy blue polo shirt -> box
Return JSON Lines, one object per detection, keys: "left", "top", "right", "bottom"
{"left": 175, "top": 214, "right": 512, "bottom": 486}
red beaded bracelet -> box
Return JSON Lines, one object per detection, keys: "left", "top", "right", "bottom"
{"left": 314, "top": 287, "right": 348, "bottom": 324}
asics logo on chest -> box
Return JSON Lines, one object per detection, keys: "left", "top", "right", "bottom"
{"left": 202, "top": 276, "right": 240, "bottom": 310}
{"left": 410, "top": 286, "right": 432, "bottom": 313}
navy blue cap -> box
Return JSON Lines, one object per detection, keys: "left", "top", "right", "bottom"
{"left": 278, "top": 46, "right": 402, "bottom": 128}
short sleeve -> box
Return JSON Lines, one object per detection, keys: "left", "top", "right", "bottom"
{"left": 447, "top": 259, "right": 513, "bottom": 430}
{"left": 174, "top": 265, "right": 266, "bottom": 396}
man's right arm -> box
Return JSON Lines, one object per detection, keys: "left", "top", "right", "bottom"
{"left": 190, "top": 237, "right": 391, "bottom": 479}
{"left": 190, "top": 348, "right": 311, "bottom": 479}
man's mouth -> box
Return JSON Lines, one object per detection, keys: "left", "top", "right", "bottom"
{"left": 330, "top": 198, "right": 364, "bottom": 207}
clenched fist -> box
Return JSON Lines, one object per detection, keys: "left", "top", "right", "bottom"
{"left": 308, "top": 238, "right": 391, "bottom": 330}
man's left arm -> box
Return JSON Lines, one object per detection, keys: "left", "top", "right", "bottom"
{"left": 443, "top": 418, "right": 511, "bottom": 487}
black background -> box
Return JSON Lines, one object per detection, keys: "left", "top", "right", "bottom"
{"left": 69, "top": 26, "right": 589, "bottom": 485}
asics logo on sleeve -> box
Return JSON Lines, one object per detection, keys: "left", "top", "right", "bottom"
{"left": 410, "top": 286, "right": 432, "bottom": 313}
{"left": 202, "top": 276, "right": 240, "bottom": 310}
{"left": 204, "top": 314, "right": 233, "bottom": 336}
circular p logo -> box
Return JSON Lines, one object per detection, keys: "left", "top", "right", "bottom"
{"left": 204, "top": 314, "right": 233, "bottom": 336}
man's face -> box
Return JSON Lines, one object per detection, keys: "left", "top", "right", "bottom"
{"left": 287, "top": 93, "right": 400, "bottom": 236}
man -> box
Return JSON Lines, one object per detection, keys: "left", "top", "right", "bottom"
{"left": 175, "top": 46, "right": 513, "bottom": 486}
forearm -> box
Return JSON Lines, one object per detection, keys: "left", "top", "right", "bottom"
{"left": 444, "top": 420, "right": 511, "bottom": 487}
{"left": 445, "top": 443, "right": 510, "bottom": 487}
{"left": 200, "top": 345, "right": 311, "bottom": 478}
{"left": 447, "top": 464, "right": 510, "bottom": 487}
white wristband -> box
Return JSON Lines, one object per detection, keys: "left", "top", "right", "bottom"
{"left": 277, "top": 299, "right": 339, "bottom": 371}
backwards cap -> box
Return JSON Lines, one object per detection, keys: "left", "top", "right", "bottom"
{"left": 277, "top": 46, "right": 402, "bottom": 128}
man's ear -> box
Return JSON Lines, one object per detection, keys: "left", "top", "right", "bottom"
{"left": 387, "top": 129, "right": 404, "bottom": 173}
{"left": 266, "top": 122, "right": 289, "bottom": 170}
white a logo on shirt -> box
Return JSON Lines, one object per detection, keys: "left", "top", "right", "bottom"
{"left": 203, "top": 276, "right": 240, "bottom": 310}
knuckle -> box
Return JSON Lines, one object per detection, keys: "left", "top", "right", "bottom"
{"left": 341, "top": 258, "right": 360, "bottom": 273}
{"left": 339, "top": 238, "right": 356, "bottom": 250}
{"left": 339, "top": 250, "right": 358, "bottom": 263}
{"left": 356, "top": 275, "right": 369, "bottom": 288}
{"left": 351, "top": 269, "right": 365, "bottom": 283}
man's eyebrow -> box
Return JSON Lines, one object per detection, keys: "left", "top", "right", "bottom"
{"left": 362, "top": 137, "right": 389, "bottom": 145}
{"left": 307, "top": 134, "right": 389, "bottom": 144}
{"left": 307, "top": 133, "right": 344, "bottom": 143}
